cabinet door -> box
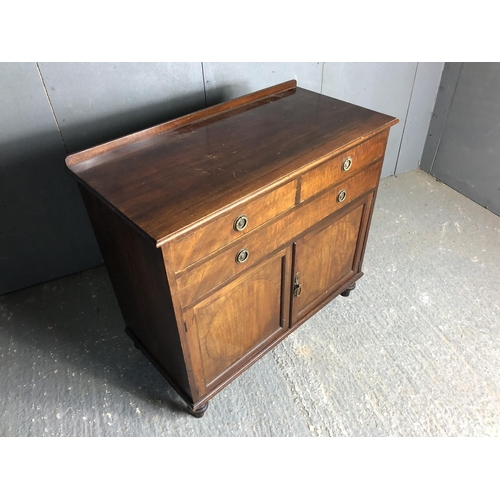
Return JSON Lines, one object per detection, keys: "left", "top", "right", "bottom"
{"left": 185, "top": 248, "right": 291, "bottom": 395}
{"left": 291, "top": 196, "right": 372, "bottom": 324}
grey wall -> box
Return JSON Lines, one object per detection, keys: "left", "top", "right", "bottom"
{"left": 203, "top": 62, "right": 444, "bottom": 178}
{"left": 421, "top": 63, "right": 500, "bottom": 216}
{"left": 0, "top": 62, "right": 443, "bottom": 295}
{"left": 0, "top": 63, "right": 100, "bottom": 295}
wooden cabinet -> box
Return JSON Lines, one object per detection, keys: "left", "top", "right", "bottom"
{"left": 66, "top": 80, "right": 398, "bottom": 417}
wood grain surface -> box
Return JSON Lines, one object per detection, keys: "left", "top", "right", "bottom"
{"left": 174, "top": 160, "right": 382, "bottom": 307}
{"left": 66, "top": 85, "right": 397, "bottom": 245}
{"left": 66, "top": 81, "right": 398, "bottom": 416}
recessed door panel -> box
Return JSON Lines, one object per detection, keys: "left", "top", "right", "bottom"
{"left": 291, "top": 203, "right": 366, "bottom": 323}
{"left": 189, "top": 251, "right": 290, "bottom": 389}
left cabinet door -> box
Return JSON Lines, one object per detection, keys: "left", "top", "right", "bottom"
{"left": 184, "top": 248, "right": 292, "bottom": 396}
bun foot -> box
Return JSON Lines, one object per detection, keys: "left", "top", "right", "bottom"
{"left": 341, "top": 283, "right": 356, "bottom": 297}
{"left": 187, "top": 402, "right": 209, "bottom": 418}
{"left": 133, "top": 341, "right": 144, "bottom": 354}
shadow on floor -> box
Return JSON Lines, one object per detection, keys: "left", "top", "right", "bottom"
{"left": 0, "top": 265, "right": 186, "bottom": 415}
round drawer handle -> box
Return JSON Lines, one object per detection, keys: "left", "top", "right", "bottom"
{"left": 342, "top": 156, "right": 352, "bottom": 172}
{"left": 233, "top": 214, "right": 248, "bottom": 232}
{"left": 337, "top": 189, "right": 347, "bottom": 203}
{"left": 235, "top": 248, "right": 250, "bottom": 264}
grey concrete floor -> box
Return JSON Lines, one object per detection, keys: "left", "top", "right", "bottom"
{"left": 1, "top": 169, "right": 499, "bottom": 436}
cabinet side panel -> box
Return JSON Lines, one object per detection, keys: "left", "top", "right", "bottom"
{"left": 356, "top": 154, "right": 385, "bottom": 272}
{"left": 78, "top": 186, "right": 192, "bottom": 399}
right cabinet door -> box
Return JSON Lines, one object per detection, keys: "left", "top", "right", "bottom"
{"left": 291, "top": 194, "right": 373, "bottom": 325}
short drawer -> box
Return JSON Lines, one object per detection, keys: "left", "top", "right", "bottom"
{"left": 175, "top": 160, "right": 382, "bottom": 307}
{"left": 300, "top": 130, "right": 388, "bottom": 202}
{"left": 169, "top": 180, "right": 297, "bottom": 272}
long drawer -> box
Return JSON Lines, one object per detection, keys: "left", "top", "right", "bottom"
{"left": 174, "top": 160, "right": 382, "bottom": 307}
{"left": 169, "top": 180, "right": 297, "bottom": 272}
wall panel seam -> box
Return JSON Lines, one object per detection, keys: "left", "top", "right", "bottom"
{"left": 201, "top": 62, "right": 208, "bottom": 108}
{"left": 320, "top": 62, "right": 325, "bottom": 94}
{"left": 35, "top": 62, "right": 68, "bottom": 155}
{"left": 393, "top": 62, "right": 419, "bottom": 176}
{"left": 428, "top": 62, "right": 464, "bottom": 175}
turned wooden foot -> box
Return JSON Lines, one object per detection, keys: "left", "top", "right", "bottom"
{"left": 341, "top": 283, "right": 356, "bottom": 297}
{"left": 187, "top": 402, "right": 209, "bottom": 418}
{"left": 133, "top": 341, "right": 145, "bottom": 354}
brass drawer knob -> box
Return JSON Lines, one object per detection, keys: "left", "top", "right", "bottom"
{"left": 234, "top": 214, "right": 248, "bottom": 232}
{"left": 235, "top": 248, "right": 250, "bottom": 264}
{"left": 342, "top": 156, "right": 352, "bottom": 172}
{"left": 337, "top": 189, "right": 347, "bottom": 203}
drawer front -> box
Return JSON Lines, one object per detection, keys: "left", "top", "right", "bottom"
{"left": 175, "top": 160, "right": 382, "bottom": 307}
{"left": 170, "top": 180, "right": 297, "bottom": 272}
{"left": 300, "top": 130, "right": 388, "bottom": 202}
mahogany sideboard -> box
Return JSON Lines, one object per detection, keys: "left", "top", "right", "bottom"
{"left": 66, "top": 80, "right": 398, "bottom": 417}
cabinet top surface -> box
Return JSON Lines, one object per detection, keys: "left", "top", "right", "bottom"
{"left": 66, "top": 80, "right": 398, "bottom": 245}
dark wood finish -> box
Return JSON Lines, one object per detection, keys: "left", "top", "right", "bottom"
{"left": 65, "top": 80, "right": 298, "bottom": 167}
{"left": 78, "top": 187, "right": 192, "bottom": 400}
{"left": 187, "top": 402, "right": 209, "bottom": 418}
{"left": 66, "top": 85, "right": 397, "bottom": 247}
{"left": 175, "top": 160, "right": 382, "bottom": 307}
{"left": 185, "top": 249, "right": 291, "bottom": 395}
{"left": 67, "top": 81, "right": 398, "bottom": 416}
{"left": 170, "top": 180, "right": 297, "bottom": 271}
{"left": 300, "top": 131, "right": 389, "bottom": 201}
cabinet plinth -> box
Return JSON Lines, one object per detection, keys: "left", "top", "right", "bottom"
{"left": 66, "top": 80, "right": 398, "bottom": 416}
